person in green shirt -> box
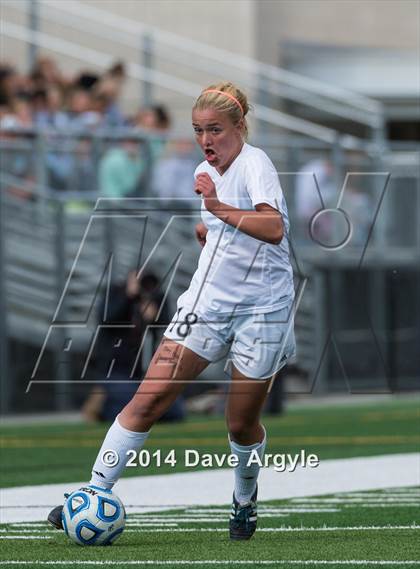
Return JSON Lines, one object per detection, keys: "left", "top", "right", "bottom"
{"left": 99, "top": 139, "right": 144, "bottom": 198}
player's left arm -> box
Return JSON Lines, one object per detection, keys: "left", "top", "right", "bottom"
{"left": 195, "top": 173, "right": 284, "bottom": 244}
{"left": 214, "top": 201, "right": 284, "bottom": 244}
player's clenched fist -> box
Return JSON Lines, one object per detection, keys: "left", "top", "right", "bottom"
{"left": 195, "top": 222, "right": 208, "bottom": 247}
{"left": 195, "top": 173, "right": 220, "bottom": 212}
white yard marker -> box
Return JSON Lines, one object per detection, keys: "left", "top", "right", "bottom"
{"left": 1, "top": 559, "right": 420, "bottom": 565}
{"left": 104, "top": 524, "right": 420, "bottom": 533}
{"left": 291, "top": 498, "right": 420, "bottom": 503}
{"left": 7, "top": 525, "right": 412, "bottom": 533}
{"left": 102, "top": 524, "right": 420, "bottom": 532}
{"left": 0, "top": 536, "right": 50, "bottom": 540}
{"left": 343, "top": 504, "right": 420, "bottom": 508}
{"left": 335, "top": 492, "right": 420, "bottom": 498}
{"left": 181, "top": 508, "right": 339, "bottom": 514}
{"left": 0, "top": 524, "right": 420, "bottom": 539}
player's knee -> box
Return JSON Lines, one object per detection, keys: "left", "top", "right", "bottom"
{"left": 123, "top": 393, "right": 167, "bottom": 428}
{"left": 227, "top": 418, "right": 259, "bottom": 444}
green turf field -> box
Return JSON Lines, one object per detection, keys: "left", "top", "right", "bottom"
{"left": 1, "top": 397, "right": 419, "bottom": 487}
{"left": 0, "top": 488, "right": 419, "bottom": 568}
{"left": 1, "top": 397, "right": 419, "bottom": 568}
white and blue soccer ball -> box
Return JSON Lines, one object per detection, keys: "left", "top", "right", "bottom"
{"left": 62, "top": 485, "right": 126, "bottom": 546}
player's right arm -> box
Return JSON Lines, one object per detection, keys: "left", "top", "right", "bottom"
{"left": 195, "top": 222, "right": 208, "bottom": 247}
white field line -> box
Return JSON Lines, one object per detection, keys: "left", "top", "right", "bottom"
{"left": 0, "top": 536, "right": 50, "bottom": 539}
{"left": 4, "top": 508, "right": 340, "bottom": 526}
{"left": 118, "top": 516, "right": 279, "bottom": 522}
{"left": 383, "top": 487, "right": 420, "bottom": 492}
{"left": 117, "top": 522, "right": 179, "bottom": 526}
{"left": 130, "top": 511, "right": 337, "bottom": 519}
{"left": 9, "top": 516, "right": 284, "bottom": 524}
{"left": 2, "top": 453, "right": 419, "bottom": 523}
{"left": 348, "top": 492, "right": 420, "bottom": 501}
{"left": 129, "top": 513, "right": 332, "bottom": 520}
{"left": 7, "top": 522, "right": 195, "bottom": 528}
{"left": 291, "top": 498, "right": 420, "bottom": 503}
{"left": 0, "top": 524, "right": 179, "bottom": 532}
{"left": 0, "top": 529, "right": 50, "bottom": 533}
{"left": 76, "top": 525, "right": 420, "bottom": 532}
{"left": 335, "top": 490, "right": 420, "bottom": 498}
{"left": 1, "top": 560, "right": 420, "bottom": 565}
{"left": 12, "top": 520, "right": 203, "bottom": 526}
{"left": 0, "top": 453, "right": 419, "bottom": 523}
{"left": 4, "top": 525, "right": 418, "bottom": 534}
{"left": 135, "top": 509, "right": 341, "bottom": 516}
{"left": 343, "top": 504, "right": 420, "bottom": 508}
{"left": 335, "top": 493, "right": 420, "bottom": 497}
{"left": 183, "top": 507, "right": 339, "bottom": 513}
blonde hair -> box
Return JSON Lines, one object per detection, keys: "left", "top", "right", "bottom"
{"left": 193, "top": 81, "right": 250, "bottom": 139}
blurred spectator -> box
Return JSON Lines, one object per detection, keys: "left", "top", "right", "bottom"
{"left": 136, "top": 104, "right": 170, "bottom": 132}
{"left": 295, "top": 158, "right": 336, "bottom": 243}
{"left": 82, "top": 270, "right": 182, "bottom": 423}
{"left": 71, "top": 136, "right": 97, "bottom": 194}
{"left": 32, "top": 87, "right": 69, "bottom": 129}
{"left": 0, "top": 63, "right": 19, "bottom": 100}
{"left": 134, "top": 103, "right": 171, "bottom": 161}
{"left": 151, "top": 138, "right": 198, "bottom": 205}
{"left": 91, "top": 92, "right": 117, "bottom": 126}
{"left": 0, "top": 114, "right": 35, "bottom": 199}
{"left": 32, "top": 88, "right": 51, "bottom": 126}
{"left": 0, "top": 58, "right": 179, "bottom": 196}
{"left": 1, "top": 64, "right": 32, "bottom": 126}
{"left": 0, "top": 56, "right": 153, "bottom": 132}
{"left": 30, "top": 56, "right": 70, "bottom": 91}
{"left": 93, "top": 61, "right": 127, "bottom": 127}
{"left": 8, "top": 94, "right": 33, "bottom": 127}
{"left": 67, "top": 87, "right": 102, "bottom": 129}
{"left": 74, "top": 71, "right": 100, "bottom": 92}
{"left": 136, "top": 271, "right": 170, "bottom": 352}
{"left": 0, "top": 91, "right": 9, "bottom": 121}
{"left": 99, "top": 135, "right": 145, "bottom": 198}
{"left": 46, "top": 87, "right": 98, "bottom": 191}
{"left": 341, "top": 183, "right": 372, "bottom": 245}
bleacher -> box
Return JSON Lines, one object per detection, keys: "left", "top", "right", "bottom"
{"left": 1, "top": 1, "right": 419, "bottom": 414}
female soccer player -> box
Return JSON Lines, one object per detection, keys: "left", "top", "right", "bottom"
{"left": 48, "top": 82, "right": 296, "bottom": 541}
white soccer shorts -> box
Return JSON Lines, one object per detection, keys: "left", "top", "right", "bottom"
{"left": 163, "top": 303, "right": 296, "bottom": 380}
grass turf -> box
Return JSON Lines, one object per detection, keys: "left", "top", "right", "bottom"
{"left": 1, "top": 397, "right": 419, "bottom": 488}
{"left": 0, "top": 397, "right": 419, "bottom": 567}
{"left": 0, "top": 488, "right": 419, "bottom": 568}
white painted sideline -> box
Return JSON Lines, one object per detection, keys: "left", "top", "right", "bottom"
{"left": 3, "top": 525, "right": 419, "bottom": 533}
{"left": 0, "top": 560, "right": 420, "bottom": 565}
{"left": 0, "top": 536, "right": 50, "bottom": 539}
{"left": 1, "top": 453, "right": 419, "bottom": 524}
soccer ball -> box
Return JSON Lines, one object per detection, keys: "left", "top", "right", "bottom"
{"left": 62, "top": 485, "right": 126, "bottom": 546}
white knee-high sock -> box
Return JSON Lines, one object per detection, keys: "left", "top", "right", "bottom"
{"left": 229, "top": 426, "right": 266, "bottom": 505}
{"left": 90, "top": 415, "right": 150, "bottom": 490}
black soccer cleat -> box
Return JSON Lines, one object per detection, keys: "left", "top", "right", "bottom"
{"left": 229, "top": 485, "right": 258, "bottom": 541}
{"left": 47, "top": 492, "right": 70, "bottom": 530}
{"left": 47, "top": 505, "right": 64, "bottom": 530}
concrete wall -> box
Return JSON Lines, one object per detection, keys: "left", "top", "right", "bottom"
{"left": 1, "top": 0, "right": 256, "bottom": 129}
{"left": 1, "top": 0, "right": 418, "bottom": 125}
{"left": 81, "top": 0, "right": 256, "bottom": 57}
{"left": 256, "top": 0, "right": 419, "bottom": 65}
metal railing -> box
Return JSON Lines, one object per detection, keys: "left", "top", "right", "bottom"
{"left": 1, "top": 127, "right": 418, "bottom": 255}
{"left": 3, "top": 0, "right": 384, "bottom": 137}
{"left": 1, "top": 128, "right": 419, "bottom": 412}
{"left": 2, "top": 19, "right": 367, "bottom": 148}
{"left": 40, "top": 0, "right": 383, "bottom": 122}
{"left": 0, "top": 171, "right": 201, "bottom": 412}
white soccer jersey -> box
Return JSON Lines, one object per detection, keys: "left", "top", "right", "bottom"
{"left": 178, "top": 142, "right": 294, "bottom": 316}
